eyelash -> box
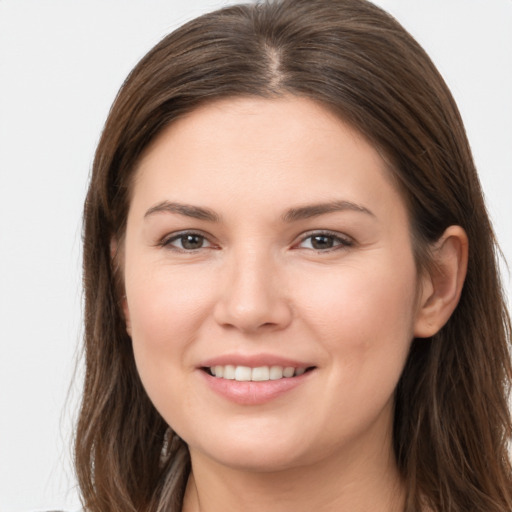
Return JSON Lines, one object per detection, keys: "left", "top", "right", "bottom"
{"left": 159, "top": 230, "right": 354, "bottom": 253}
{"left": 295, "top": 230, "right": 354, "bottom": 252}
{"left": 159, "top": 231, "right": 214, "bottom": 252}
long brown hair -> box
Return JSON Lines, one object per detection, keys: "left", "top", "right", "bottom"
{"left": 77, "top": 0, "right": 512, "bottom": 510}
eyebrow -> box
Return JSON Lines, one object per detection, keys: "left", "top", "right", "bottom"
{"left": 144, "top": 201, "right": 221, "bottom": 222}
{"left": 144, "top": 199, "right": 374, "bottom": 223}
{"left": 282, "top": 200, "right": 375, "bottom": 222}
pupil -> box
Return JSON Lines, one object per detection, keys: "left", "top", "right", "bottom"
{"left": 312, "top": 235, "right": 333, "bottom": 249}
{"left": 182, "top": 234, "right": 203, "bottom": 250}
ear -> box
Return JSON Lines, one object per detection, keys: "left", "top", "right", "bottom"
{"left": 414, "top": 225, "right": 468, "bottom": 338}
{"left": 110, "top": 238, "right": 132, "bottom": 337}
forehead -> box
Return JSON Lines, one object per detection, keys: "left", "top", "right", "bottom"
{"left": 130, "top": 95, "right": 404, "bottom": 224}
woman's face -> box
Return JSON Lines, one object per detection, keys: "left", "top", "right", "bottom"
{"left": 121, "top": 96, "right": 427, "bottom": 472}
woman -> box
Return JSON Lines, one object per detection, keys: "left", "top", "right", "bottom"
{"left": 76, "top": 0, "right": 512, "bottom": 510}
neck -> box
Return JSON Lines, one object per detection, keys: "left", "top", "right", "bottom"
{"left": 182, "top": 429, "right": 404, "bottom": 512}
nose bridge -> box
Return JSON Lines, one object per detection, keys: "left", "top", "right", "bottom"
{"left": 214, "top": 243, "right": 291, "bottom": 332}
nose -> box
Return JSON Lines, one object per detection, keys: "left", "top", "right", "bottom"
{"left": 213, "top": 249, "right": 293, "bottom": 334}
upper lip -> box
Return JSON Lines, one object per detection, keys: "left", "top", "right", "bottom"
{"left": 199, "top": 353, "right": 315, "bottom": 369}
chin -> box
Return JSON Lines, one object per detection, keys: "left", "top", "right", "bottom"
{"left": 194, "top": 442, "right": 310, "bottom": 473}
{"left": 182, "top": 419, "right": 325, "bottom": 473}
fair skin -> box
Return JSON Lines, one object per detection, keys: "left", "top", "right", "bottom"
{"left": 119, "top": 96, "right": 467, "bottom": 512}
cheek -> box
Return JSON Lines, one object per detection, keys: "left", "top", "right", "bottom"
{"left": 124, "top": 263, "right": 218, "bottom": 427}
{"left": 288, "top": 258, "right": 418, "bottom": 441}
{"left": 293, "top": 256, "right": 418, "bottom": 383}
{"left": 300, "top": 257, "right": 416, "bottom": 326}
{"left": 127, "top": 268, "right": 208, "bottom": 341}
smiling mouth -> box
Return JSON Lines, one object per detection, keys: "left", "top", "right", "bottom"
{"left": 202, "top": 365, "right": 316, "bottom": 381}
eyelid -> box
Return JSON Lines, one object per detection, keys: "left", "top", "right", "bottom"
{"left": 156, "top": 229, "right": 353, "bottom": 252}
{"left": 159, "top": 230, "right": 217, "bottom": 251}
{"left": 293, "top": 230, "right": 354, "bottom": 251}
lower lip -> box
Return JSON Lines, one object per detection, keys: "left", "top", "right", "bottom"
{"left": 199, "top": 370, "right": 313, "bottom": 405}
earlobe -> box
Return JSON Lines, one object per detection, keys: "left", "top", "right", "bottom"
{"left": 110, "top": 238, "right": 132, "bottom": 337}
{"left": 414, "top": 225, "right": 468, "bottom": 338}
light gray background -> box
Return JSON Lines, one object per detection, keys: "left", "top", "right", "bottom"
{"left": 1, "top": 1, "right": 511, "bottom": 510}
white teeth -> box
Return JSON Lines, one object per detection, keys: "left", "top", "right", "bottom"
{"left": 252, "top": 366, "right": 270, "bottom": 381}
{"left": 223, "top": 365, "right": 236, "bottom": 379}
{"left": 269, "top": 366, "right": 283, "bottom": 380}
{"left": 208, "top": 365, "right": 309, "bottom": 381}
{"left": 235, "top": 366, "right": 252, "bottom": 381}
{"left": 283, "top": 367, "right": 295, "bottom": 378}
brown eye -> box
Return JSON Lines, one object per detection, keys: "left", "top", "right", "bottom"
{"left": 181, "top": 234, "right": 205, "bottom": 250}
{"left": 310, "top": 235, "right": 335, "bottom": 250}
{"left": 298, "top": 232, "right": 352, "bottom": 251}
{"left": 164, "top": 232, "right": 211, "bottom": 251}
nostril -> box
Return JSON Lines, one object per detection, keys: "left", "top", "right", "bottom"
{"left": 260, "top": 321, "right": 279, "bottom": 329}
